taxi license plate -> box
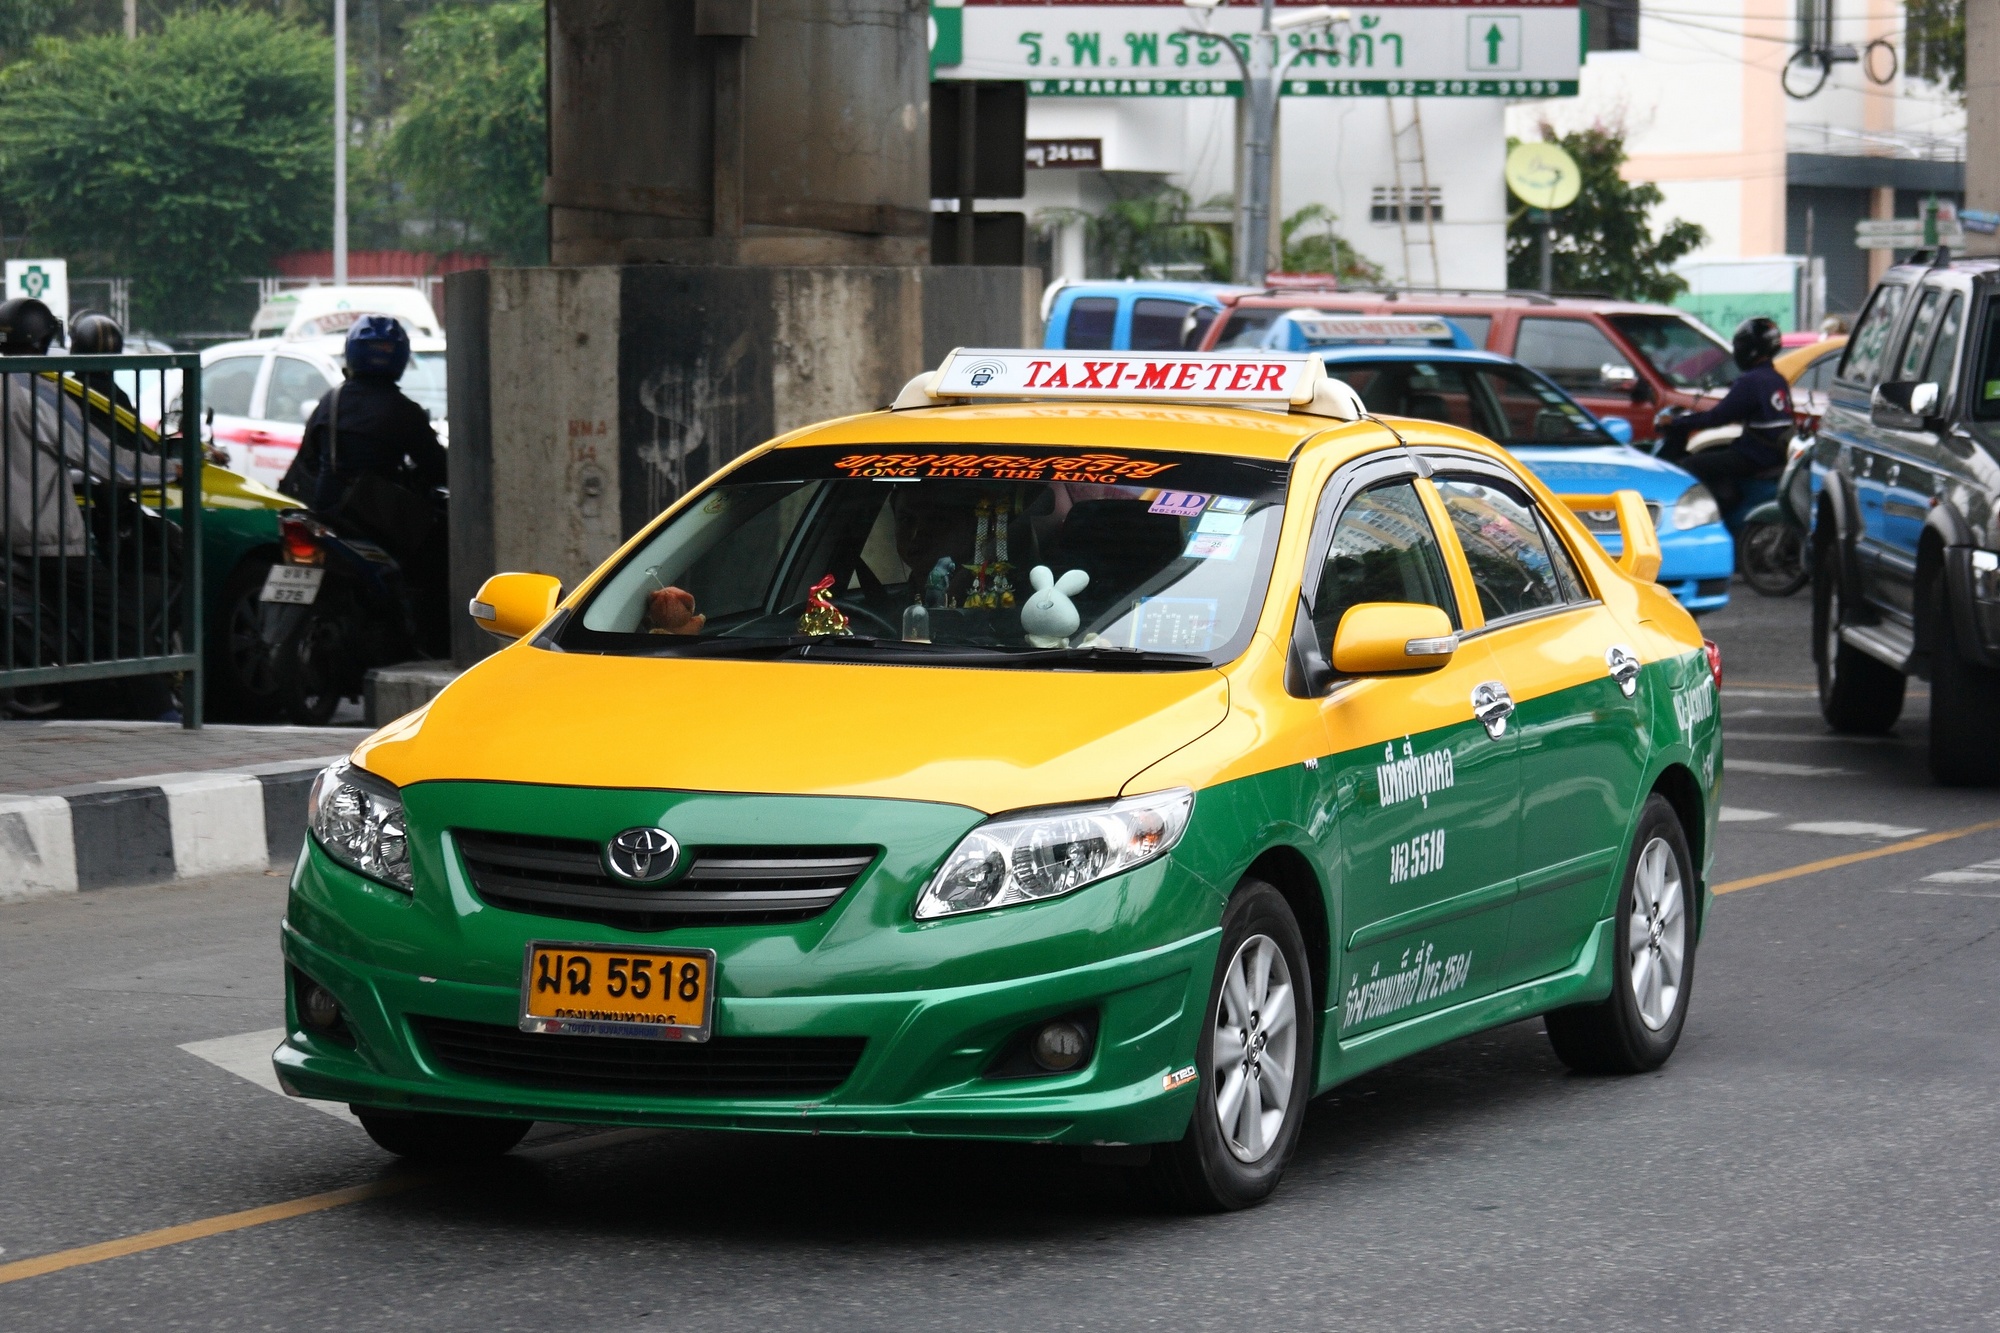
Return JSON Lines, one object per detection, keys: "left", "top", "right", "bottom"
{"left": 259, "top": 565, "right": 325, "bottom": 605}
{"left": 519, "top": 942, "right": 716, "bottom": 1041}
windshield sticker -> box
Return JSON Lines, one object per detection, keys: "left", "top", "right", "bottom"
{"left": 1148, "top": 490, "right": 1209, "bottom": 517}
{"left": 1196, "top": 510, "right": 1245, "bottom": 535}
{"left": 1377, "top": 737, "right": 1455, "bottom": 810}
{"left": 1389, "top": 828, "right": 1446, "bottom": 885}
{"left": 1133, "top": 596, "right": 1219, "bottom": 651}
{"left": 1344, "top": 941, "right": 1471, "bottom": 1029}
{"left": 831, "top": 452, "right": 1177, "bottom": 483}
{"left": 1183, "top": 532, "right": 1242, "bottom": 561}
{"left": 1209, "top": 496, "right": 1251, "bottom": 514}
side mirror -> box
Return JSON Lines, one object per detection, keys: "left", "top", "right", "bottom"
{"left": 1872, "top": 381, "right": 1943, "bottom": 432}
{"left": 299, "top": 400, "right": 316, "bottom": 423}
{"left": 1599, "top": 415, "right": 1635, "bottom": 445}
{"left": 1331, "top": 603, "right": 1457, "bottom": 675}
{"left": 469, "top": 572, "right": 561, "bottom": 640}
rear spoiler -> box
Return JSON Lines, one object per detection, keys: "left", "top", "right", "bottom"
{"left": 1557, "top": 490, "right": 1661, "bottom": 583}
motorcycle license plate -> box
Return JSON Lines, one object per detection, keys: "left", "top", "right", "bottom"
{"left": 259, "top": 565, "right": 324, "bottom": 605}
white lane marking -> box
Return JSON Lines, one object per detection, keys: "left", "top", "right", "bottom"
{"left": 179, "top": 1028, "right": 359, "bottom": 1127}
{"left": 1729, "top": 759, "right": 1852, "bottom": 777}
{"left": 1724, "top": 732, "right": 1911, "bottom": 746}
{"left": 1719, "top": 807, "right": 1777, "bottom": 822}
{"left": 1786, "top": 821, "right": 1927, "bottom": 839}
{"left": 1721, "top": 688, "right": 1817, "bottom": 698}
{"left": 0, "top": 794, "right": 77, "bottom": 901}
{"left": 1890, "top": 887, "right": 2000, "bottom": 898}
{"left": 1922, "top": 859, "right": 2000, "bottom": 885}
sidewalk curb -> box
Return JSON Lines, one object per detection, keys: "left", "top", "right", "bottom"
{"left": 0, "top": 756, "right": 347, "bottom": 901}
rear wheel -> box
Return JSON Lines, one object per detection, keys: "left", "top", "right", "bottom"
{"left": 355, "top": 1108, "right": 532, "bottom": 1161}
{"left": 1546, "top": 794, "right": 1696, "bottom": 1074}
{"left": 1928, "top": 584, "right": 2000, "bottom": 786}
{"left": 1152, "top": 880, "right": 1314, "bottom": 1212}
{"left": 1814, "top": 538, "right": 1904, "bottom": 733}
{"left": 1740, "top": 520, "right": 1808, "bottom": 597}
{"left": 274, "top": 608, "right": 350, "bottom": 726}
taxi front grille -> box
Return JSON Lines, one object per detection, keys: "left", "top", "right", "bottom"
{"left": 414, "top": 1017, "right": 866, "bottom": 1098}
{"left": 453, "top": 830, "right": 874, "bottom": 931}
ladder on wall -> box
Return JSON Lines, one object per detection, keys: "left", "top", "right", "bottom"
{"left": 1385, "top": 98, "right": 1441, "bottom": 289}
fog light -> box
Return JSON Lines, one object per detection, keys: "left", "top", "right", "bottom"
{"left": 300, "top": 979, "right": 345, "bottom": 1035}
{"left": 1031, "top": 1019, "right": 1092, "bottom": 1073}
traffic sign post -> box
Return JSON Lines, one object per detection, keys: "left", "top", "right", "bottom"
{"left": 1505, "top": 141, "right": 1580, "bottom": 293}
{"left": 4, "top": 259, "right": 69, "bottom": 324}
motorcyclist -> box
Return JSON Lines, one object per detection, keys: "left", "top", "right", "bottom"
{"left": 68, "top": 310, "right": 133, "bottom": 413}
{"left": 0, "top": 298, "right": 175, "bottom": 717}
{"left": 1655, "top": 316, "right": 1794, "bottom": 516}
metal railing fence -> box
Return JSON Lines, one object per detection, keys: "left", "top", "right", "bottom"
{"left": 0, "top": 353, "right": 203, "bottom": 727}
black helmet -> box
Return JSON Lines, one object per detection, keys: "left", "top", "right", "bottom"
{"left": 69, "top": 310, "right": 124, "bottom": 356}
{"left": 0, "top": 298, "right": 61, "bottom": 355}
{"left": 1732, "top": 316, "right": 1783, "bottom": 370}
{"left": 344, "top": 313, "right": 410, "bottom": 380}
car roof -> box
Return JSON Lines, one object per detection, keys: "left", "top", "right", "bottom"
{"left": 772, "top": 401, "right": 1351, "bottom": 463}
{"left": 1313, "top": 346, "right": 1517, "bottom": 366}
{"left": 1774, "top": 337, "right": 1846, "bottom": 380}
{"left": 1220, "top": 290, "right": 1686, "bottom": 316}
{"left": 201, "top": 333, "right": 445, "bottom": 364}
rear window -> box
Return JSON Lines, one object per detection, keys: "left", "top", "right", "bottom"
{"left": 1445, "top": 314, "right": 1492, "bottom": 348}
{"left": 1514, "top": 317, "right": 1639, "bottom": 395}
{"left": 1839, "top": 283, "right": 1909, "bottom": 386}
{"left": 1131, "top": 299, "right": 1197, "bottom": 351}
{"left": 1063, "top": 297, "right": 1117, "bottom": 350}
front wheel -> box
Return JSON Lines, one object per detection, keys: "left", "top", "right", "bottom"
{"left": 274, "top": 608, "right": 352, "bottom": 726}
{"left": 1813, "top": 538, "right": 1904, "bottom": 733}
{"left": 1546, "top": 794, "right": 1697, "bottom": 1074}
{"left": 1152, "top": 880, "right": 1314, "bottom": 1212}
{"left": 1740, "top": 520, "right": 1808, "bottom": 597}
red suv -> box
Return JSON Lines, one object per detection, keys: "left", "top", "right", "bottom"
{"left": 1195, "top": 290, "right": 1741, "bottom": 441}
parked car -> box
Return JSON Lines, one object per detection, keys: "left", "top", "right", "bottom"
{"left": 200, "top": 331, "right": 448, "bottom": 492}
{"left": 1042, "top": 279, "right": 1248, "bottom": 351}
{"left": 1197, "top": 290, "right": 1743, "bottom": 443}
{"left": 1285, "top": 315, "right": 1733, "bottom": 614}
{"left": 1806, "top": 254, "right": 2000, "bottom": 783}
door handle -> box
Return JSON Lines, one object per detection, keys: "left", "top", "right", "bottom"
{"left": 1471, "top": 681, "right": 1513, "bottom": 740}
{"left": 1605, "top": 644, "right": 1641, "bottom": 698}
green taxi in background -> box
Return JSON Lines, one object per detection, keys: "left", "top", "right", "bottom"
{"left": 276, "top": 349, "right": 1721, "bottom": 1209}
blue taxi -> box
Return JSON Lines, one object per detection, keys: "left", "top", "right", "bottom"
{"left": 1266, "top": 314, "right": 1736, "bottom": 614}
{"left": 1042, "top": 280, "right": 1247, "bottom": 353}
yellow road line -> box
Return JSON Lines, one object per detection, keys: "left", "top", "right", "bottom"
{"left": 1715, "top": 818, "right": 2000, "bottom": 895}
{"left": 0, "top": 1177, "right": 428, "bottom": 1287}
{"left": 0, "top": 1126, "right": 661, "bottom": 1288}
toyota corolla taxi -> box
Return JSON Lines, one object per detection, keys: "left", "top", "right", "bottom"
{"left": 277, "top": 348, "right": 1721, "bottom": 1210}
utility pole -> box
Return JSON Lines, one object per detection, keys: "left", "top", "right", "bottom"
{"left": 123, "top": 0, "right": 134, "bottom": 40}
{"left": 333, "top": 0, "right": 348, "bottom": 286}
{"left": 1968, "top": 0, "right": 1999, "bottom": 256}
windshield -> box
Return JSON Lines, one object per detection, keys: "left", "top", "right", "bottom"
{"left": 560, "top": 445, "right": 1290, "bottom": 667}
{"left": 1330, "top": 358, "right": 1617, "bottom": 446}
{"left": 1608, "top": 314, "right": 1740, "bottom": 391}
{"left": 403, "top": 351, "right": 448, "bottom": 420}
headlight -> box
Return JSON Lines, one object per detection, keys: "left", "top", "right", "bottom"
{"left": 1672, "top": 484, "right": 1721, "bottom": 531}
{"left": 309, "top": 762, "right": 412, "bottom": 890}
{"left": 914, "top": 789, "right": 1193, "bottom": 920}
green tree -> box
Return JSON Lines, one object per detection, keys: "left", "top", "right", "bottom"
{"left": 0, "top": 10, "right": 331, "bottom": 329}
{"left": 1504, "top": 125, "right": 1705, "bottom": 303}
{"left": 1279, "top": 204, "right": 1384, "bottom": 285}
{"left": 1904, "top": 0, "right": 1963, "bottom": 95}
{"left": 383, "top": 0, "right": 545, "bottom": 265}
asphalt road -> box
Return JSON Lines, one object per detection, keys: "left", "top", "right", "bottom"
{"left": 6, "top": 584, "right": 2000, "bottom": 1331}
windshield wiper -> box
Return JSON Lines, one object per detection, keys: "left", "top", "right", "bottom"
{"left": 939, "top": 645, "right": 1214, "bottom": 670}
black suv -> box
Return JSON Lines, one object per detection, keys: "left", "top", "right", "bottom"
{"left": 1809, "top": 253, "right": 2000, "bottom": 783}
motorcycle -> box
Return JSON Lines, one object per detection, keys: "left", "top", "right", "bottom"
{"left": 1651, "top": 407, "right": 1809, "bottom": 597}
{"left": 256, "top": 489, "right": 449, "bottom": 725}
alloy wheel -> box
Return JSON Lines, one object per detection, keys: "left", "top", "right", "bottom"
{"left": 1211, "top": 933, "right": 1298, "bottom": 1163}
{"left": 1627, "top": 836, "right": 1686, "bottom": 1031}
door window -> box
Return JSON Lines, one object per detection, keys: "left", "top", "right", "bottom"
{"left": 1130, "top": 299, "right": 1196, "bottom": 351}
{"left": 1838, "top": 283, "right": 1908, "bottom": 385}
{"left": 1514, "top": 318, "right": 1636, "bottom": 395}
{"left": 1434, "top": 475, "right": 1570, "bottom": 621}
{"left": 1893, "top": 288, "right": 1944, "bottom": 383}
{"left": 1062, "top": 297, "right": 1117, "bottom": 349}
{"left": 1922, "top": 295, "right": 1965, "bottom": 392}
{"left": 264, "top": 356, "right": 328, "bottom": 425}
{"left": 202, "top": 356, "right": 261, "bottom": 417}
{"left": 1445, "top": 314, "right": 1493, "bottom": 348}
{"left": 1311, "top": 479, "right": 1458, "bottom": 659}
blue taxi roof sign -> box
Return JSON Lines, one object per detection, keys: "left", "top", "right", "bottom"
{"left": 1273, "top": 313, "right": 1473, "bottom": 352}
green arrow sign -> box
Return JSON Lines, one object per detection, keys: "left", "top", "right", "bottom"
{"left": 1484, "top": 24, "right": 1503, "bottom": 64}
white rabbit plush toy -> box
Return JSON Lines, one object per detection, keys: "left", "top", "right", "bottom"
{"left": 1020, "top": 565, "right": 1089, "bottom": 647}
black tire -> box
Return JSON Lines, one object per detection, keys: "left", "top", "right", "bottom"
{"left": 1546, "top": 794, "right": 1697, "bottom": 1074}
{"left": 1740, "top": 521, "right": 1809, "bottom": 597}
{"left": 274, "top": 608, "right": 350, "bottom": 726}
{"left": 1928, "top": 584, "right": 2000, "bottom": 786}
{"left": 205, "top": 556, "right": 282, "bottom": 721}
{"left": 354, "top": 1108, "right": 532, "bottom": 1161}
{"left": 1152, "top": 880, "right": 1315, "bottom": 1212}
{"left": 1813, "top": 538, "right": 1904, "bottom": 733}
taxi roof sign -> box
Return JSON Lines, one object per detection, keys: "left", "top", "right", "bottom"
{"left": 892, "top": 348, "right": 1365, "bottom": 422}
{"left": 1284, "top": 314, "right": 1463, "bottom": 348}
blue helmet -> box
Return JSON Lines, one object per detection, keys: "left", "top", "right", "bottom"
{"left": 344, "top": 314, "right": 410, "bottom": 380}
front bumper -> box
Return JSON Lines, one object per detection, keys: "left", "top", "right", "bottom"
{"left": 277, "top": 781, "right": 1232, "bottom": 1145}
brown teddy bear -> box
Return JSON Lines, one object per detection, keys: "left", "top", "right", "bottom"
{"left": 644, "top": 585, "right": 706, "bottom": 635}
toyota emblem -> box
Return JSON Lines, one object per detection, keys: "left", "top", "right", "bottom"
{"left": 604, "top": 827, "right": 680, "bottom": 883}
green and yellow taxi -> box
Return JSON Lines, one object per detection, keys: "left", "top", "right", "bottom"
{"left": 276, "top": 348, "right": 1721, "bottom": 1209}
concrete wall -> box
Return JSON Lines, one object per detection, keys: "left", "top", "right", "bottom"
{"left": 446, "top": 264, "right": 1041, "bottom": 665}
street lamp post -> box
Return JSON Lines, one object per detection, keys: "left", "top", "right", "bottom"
{"left": 333, "top": 0, "right": 348, "bottom": 287}
{"left": 1183, "top": 1, "right": 1344, "bottom": 286}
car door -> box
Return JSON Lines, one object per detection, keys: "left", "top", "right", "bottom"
{"left": 1429, "top": 463, "right": 1650, "bottom": 987}
{"left": 1306, "top": 462, "right": 1521, "bottom": 1037}
{"left": 1824, "top": 280, "right": 1911, "bottom": 607}
{"left": 1512, "top": 316, "right": 1647, "bottom": 436}
{"left": 201, "top": 353, "right": 267, "bottom": 464}
{"left": 247, "top": 354, "right": 332, "bottom": 491}
{"left": 1863, "top": 283, "right": 1955, "bottom": 616}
